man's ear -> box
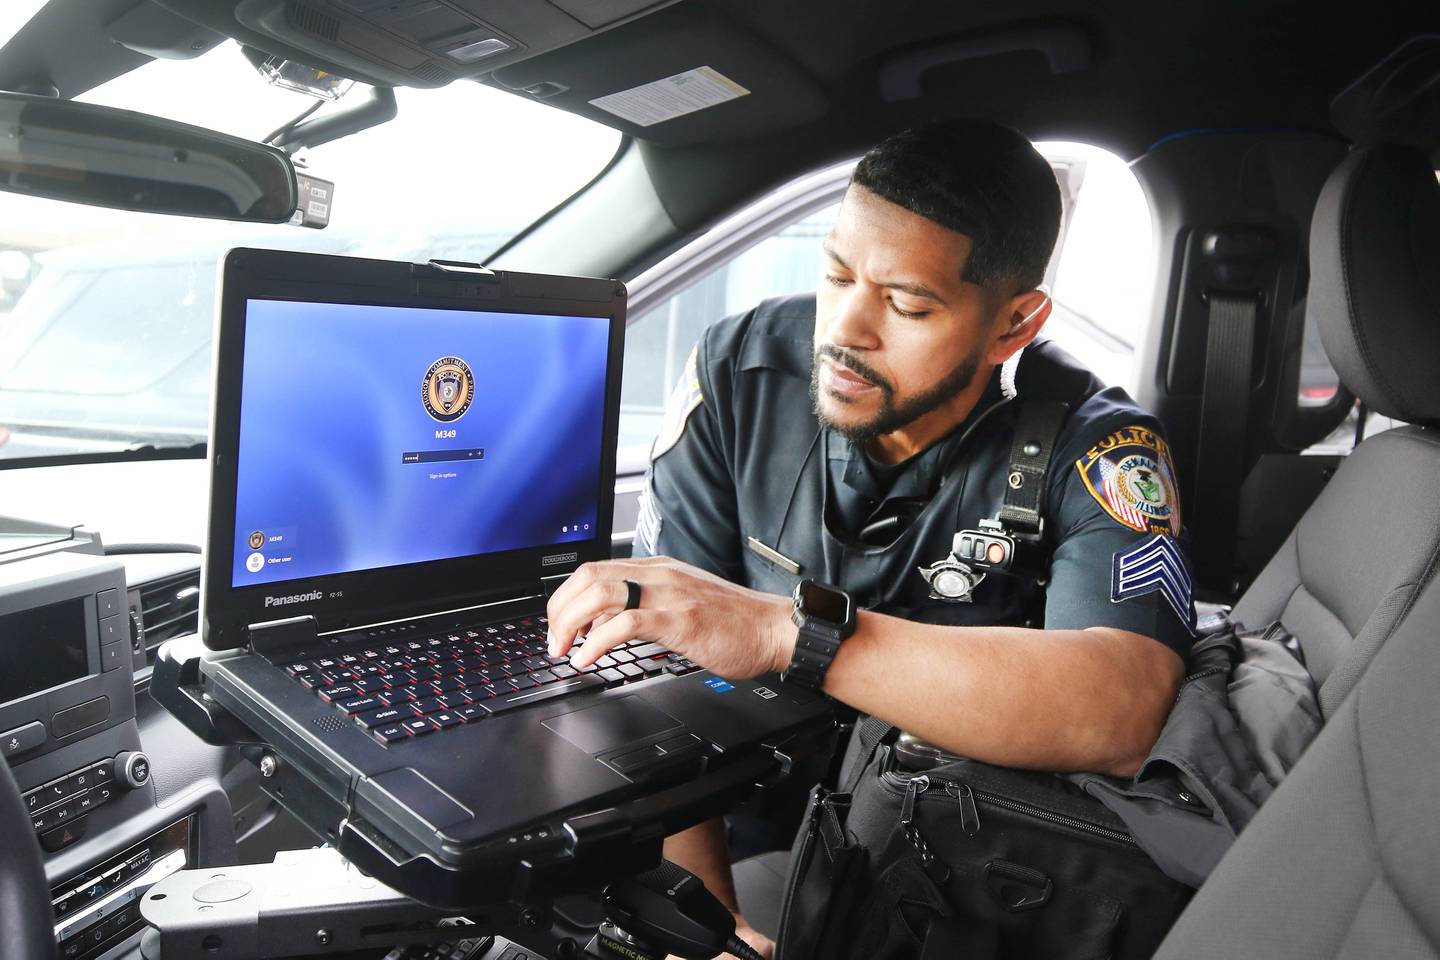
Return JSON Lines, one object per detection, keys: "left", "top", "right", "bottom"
{"left": 987, "top": 288, "right": 1052, "bottom": 365}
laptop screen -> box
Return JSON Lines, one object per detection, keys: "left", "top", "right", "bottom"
{"left": 230, "top": 297, "right": 611, "bottom": 588}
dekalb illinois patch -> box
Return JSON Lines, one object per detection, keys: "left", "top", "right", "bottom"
{"left": 1075, "top": 424, "right": 1181, "bottom": 536}
{"left": 651, "top": 345, "right": 704, "bottom": 460}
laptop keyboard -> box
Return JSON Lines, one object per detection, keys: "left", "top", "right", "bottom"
{"left": 280, "top": 616, "right": 703, "bottom": 745}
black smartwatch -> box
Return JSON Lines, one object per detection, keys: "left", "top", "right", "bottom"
{"left": 782, "top": 579, "right": 857, "bottom": 691}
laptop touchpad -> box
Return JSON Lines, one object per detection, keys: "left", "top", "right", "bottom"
{"left": 543, "top": 697, "right": 682, "bottom": 754}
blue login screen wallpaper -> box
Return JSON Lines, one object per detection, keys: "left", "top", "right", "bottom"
{"left": 231, "top": 298, "right": 611, "bottom": 588}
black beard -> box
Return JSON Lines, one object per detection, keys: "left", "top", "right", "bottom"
{"left": 810, "top": 342, "right": 984, "bottom": 446}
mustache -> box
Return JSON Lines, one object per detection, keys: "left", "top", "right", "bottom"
{"left": 814, "top": 344, "right": 894, "bottom": 395}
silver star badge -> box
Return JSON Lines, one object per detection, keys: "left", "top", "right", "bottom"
{"left": 917, "top": 555, "right": 985, "bottom": 602}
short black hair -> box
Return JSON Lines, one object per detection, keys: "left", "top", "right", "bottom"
{"left": 851, "top": 120, "right": 1062, "bottom": 293}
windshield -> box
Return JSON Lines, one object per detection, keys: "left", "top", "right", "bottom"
{"left": 0, "top": 40, "right": 620, "bottom": 462}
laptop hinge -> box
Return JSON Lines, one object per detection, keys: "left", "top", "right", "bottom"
{"left": 246, "top": 614, "right": 321, "bottom": 659}
{"left": 540, "top": 572, "right": 570, "bottom": 603}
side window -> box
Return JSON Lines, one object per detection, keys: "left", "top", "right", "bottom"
{"left": 618, "top": 144, "right": 1153, "bottom": 468}
{"left": 618, "top": 203, "right": 839, "bottom": 464}
{"left": 1045, "top": 144, "right": 1153, "bottom": 392}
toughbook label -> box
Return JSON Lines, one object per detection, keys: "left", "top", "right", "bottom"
{"left": 263, "top": 590, "right": 324, "bottom": 608}
{"left": 1075, "top": 424, "right": 1181, "bottom": 536}
{"left": 542, "top": 552, "right": 579, "bottom": 568}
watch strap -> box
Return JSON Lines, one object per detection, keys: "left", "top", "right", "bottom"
{"left": 784, "top": 618, "right": 845, "bottom": 690}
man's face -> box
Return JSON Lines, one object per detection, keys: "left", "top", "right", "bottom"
{"left": 812, "top": 185, "right": 1002, "bottom": 451}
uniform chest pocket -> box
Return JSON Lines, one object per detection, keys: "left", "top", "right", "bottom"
{"left": 741, "top": 543, "right": 801, "bottom": 597}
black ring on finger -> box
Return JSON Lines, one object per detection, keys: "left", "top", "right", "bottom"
{"left": 624, "top": 579, "right": 642, "bottom": 611}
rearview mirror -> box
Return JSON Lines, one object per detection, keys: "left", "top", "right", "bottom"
{"left": 0, "top": 91, "right": 297, "bottom": 222}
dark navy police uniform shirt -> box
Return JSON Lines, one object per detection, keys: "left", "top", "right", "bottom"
{"left": 633, "top": 294, "right": 1195, "bottom": 658}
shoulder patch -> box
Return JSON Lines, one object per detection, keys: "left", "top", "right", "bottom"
{"left": 1112, "top": 534, "right": 1195, "bottom": 631}
{"left": 651, "top": 345, "right": 704, "bottom": 461}
{"left": 1074, "top": 424, "right": 1181, "bottom": 535}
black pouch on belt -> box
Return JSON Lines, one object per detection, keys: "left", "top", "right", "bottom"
{"left": 773, "top": 785, "right": 867, "bottom": 960}
{"left": 777, "top": 716, "right": 1194, "bottom": 960}
{"left": 832, "top": 744, "right": 1194, "bottom": 960}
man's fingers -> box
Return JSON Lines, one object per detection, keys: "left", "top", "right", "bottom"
{"left": 545, "top": 559, "right": 666, "bottom": 632}
{"left": 548, "top": 577, "right": 638, "bottom": 657}
{"left": 545, "top": 567, "right": 612, "bottom": 652}
{"left": 571, "top": 609, "right": 662, "bottom": 668}
{"left": 544, "top": 561, "right": 603, "bottom": 621}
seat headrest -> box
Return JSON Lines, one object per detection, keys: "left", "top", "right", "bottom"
{"left": 1310, "top": 144, "right": 1440, "bottom": 426}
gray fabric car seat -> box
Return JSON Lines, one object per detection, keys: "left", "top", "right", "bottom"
{"left": 1230, "top": 142, "right": 1440, "bottom": 718}
{"left": 1154, "top": 143, "right": 1440, "bottom": 957}
{"left": 1156, "top": 558, "right": 1440, "bottom": 958}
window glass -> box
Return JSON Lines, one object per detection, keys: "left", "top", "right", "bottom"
{"left": 0, "top": 40, "right": 620, "bottom": 460}
{"left": 0, "top": 1, "right": 45, "bottom": 48}
{"left": 618, "top": 144, "right": 1152, "bottom": 468}
{"left": 618, "top": 204, "right": 838, "bottom": 453}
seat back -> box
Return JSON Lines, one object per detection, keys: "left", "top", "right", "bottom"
{"left": 1156, "top": 142, "right": 1440, "bottom": 956}
{"left": 1157, "top": 572, "right": 1440, "bottom": 958}
{"left": 1229, "top": 142, "right": 1440, "bottom": 715}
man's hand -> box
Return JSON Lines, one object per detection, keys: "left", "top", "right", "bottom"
{"left": 546, "top": 557, "right": 793, "bottom": 679}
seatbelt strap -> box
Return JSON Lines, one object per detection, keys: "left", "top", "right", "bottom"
{"left": 996, "top": 400, "right": 1070, "bottom": 541}
{"left": 1194, "top": 292, "right": 1258, "bottom": 591}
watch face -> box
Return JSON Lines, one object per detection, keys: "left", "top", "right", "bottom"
{"left": 799, "top": 580, "right": 851, "bottom": 625}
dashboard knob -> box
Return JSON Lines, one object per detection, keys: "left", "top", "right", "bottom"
{"left": 115, "top": 751, "right": 151, "bottom": 789}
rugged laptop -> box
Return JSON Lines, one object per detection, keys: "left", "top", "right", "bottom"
{"left": 182, "top": 248, "right": 834, "bottom": 908}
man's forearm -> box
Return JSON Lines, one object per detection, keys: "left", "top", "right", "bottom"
{"left": 547, "top": 558, "right": 1182, "bottom": 778}
{"left": 663, "top": 817, "right": 741, "bottom": 913}
{"left": 813, "top": 613, "right": 1183, "bottom": 777}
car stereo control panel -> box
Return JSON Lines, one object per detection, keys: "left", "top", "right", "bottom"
{"left": 0, "top": 546, "right": 136, "bottom": 764}
{"left": 24, "top": 751, "right": 151, "bottom": 852}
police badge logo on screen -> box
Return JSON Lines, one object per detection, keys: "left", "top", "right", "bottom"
{"left": 422, "top": 356, "right": 476, "bottom": 423}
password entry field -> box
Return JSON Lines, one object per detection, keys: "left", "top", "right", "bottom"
{"left": 402, "top": 448, "right": 485, "bottom": 464}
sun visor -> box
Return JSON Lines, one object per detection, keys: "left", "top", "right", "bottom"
{"left": 152, "top": 0, "right": 683, "bottom": 88}
{"left": 490, "top": 7, "right": 828, "bottom": 146}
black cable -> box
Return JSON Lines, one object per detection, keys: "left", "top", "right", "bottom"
{"left": 104, "top": 543, "right": 202, "bottom": 555}
{"left": 263, "top": 100, "right": 323, "bottom": 146}
{"left": 721, "top": 936, "right": 765, "bottom": 960}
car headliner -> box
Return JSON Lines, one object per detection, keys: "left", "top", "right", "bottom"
{"left": 0, "top": 0, "right": 1430, "bottom": 238}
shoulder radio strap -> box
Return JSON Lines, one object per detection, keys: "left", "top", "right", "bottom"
{"left": 996, "top": 399, "right": 1071, "bottom": 542}
{"left": 918, "top": 398, "right": 1070, "bottom": 604}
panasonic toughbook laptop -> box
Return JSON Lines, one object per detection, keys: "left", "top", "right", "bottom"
{"left": 192, "top": 248, "right": 833, "bottom": 908}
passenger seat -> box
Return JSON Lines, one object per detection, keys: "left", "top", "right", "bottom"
{"left": 1155, "top": 143, "right": 1440, "bottom": 955}
{"left": 1225, "top": 142, "right": 1440, "bottom": 718}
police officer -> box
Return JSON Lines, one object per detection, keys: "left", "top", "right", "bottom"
{"left": 547, "top": 120, "right": 1195, "bottom": 958}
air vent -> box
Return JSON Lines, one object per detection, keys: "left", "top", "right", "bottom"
{"left": 286, "top": 1, "right": 340, "bottom": 42}
{"left": 137, "top": 571, "right": 201, "bottom": 655}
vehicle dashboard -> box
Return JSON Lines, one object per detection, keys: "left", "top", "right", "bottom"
{"left": 0, "top": 465, "right": 315, "bottom": 960}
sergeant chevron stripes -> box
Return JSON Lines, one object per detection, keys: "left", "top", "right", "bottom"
{"left": 1111, "top": 535, "right": 1194, "bottom": 629}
